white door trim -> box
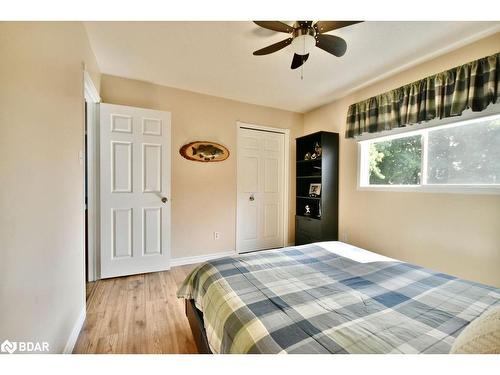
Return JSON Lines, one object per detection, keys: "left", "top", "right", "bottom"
{"left": 236, "top": 121, "right": 290, "bottom": 253}
{"left": 84, "top": 71, "right": 100, "bottom": 103}
{"left": 83, "top": 71, "right": 101, "bottom": 282}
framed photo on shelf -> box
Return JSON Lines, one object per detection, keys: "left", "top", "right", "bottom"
{"left": 309, "top": 183, "right": 321, "bottom": 197}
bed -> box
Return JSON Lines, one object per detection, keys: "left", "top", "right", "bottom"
{"left": 177, "top": 242, "right": 500, "bottom": 354}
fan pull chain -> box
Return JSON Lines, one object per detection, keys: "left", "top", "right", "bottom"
{"left": 300, "top": 37, "right": 305, "bottom": 80}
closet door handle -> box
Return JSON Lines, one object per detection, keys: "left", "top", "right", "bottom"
{"left": 249, "top": 194, "right": 255, "bottom": 201}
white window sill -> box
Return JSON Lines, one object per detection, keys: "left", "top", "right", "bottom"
{"left": 357, "top": 185, "right": 500, "bottom": 195}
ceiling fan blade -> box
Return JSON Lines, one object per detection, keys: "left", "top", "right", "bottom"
{"left": 253, "top": 21, "right": 294, "bottom": 34}
{"left": 253, "top": 38, "right": 293, "bottom": 56}
{"left": 314, "top": 21, "right": 363, "bottom": 34}
{"left": 315, "top": 34, "right": 347, "bottom": 57}
{"left": 291, "top": 53, "right": 309, "bottom": 70}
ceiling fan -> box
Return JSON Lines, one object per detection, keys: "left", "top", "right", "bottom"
{"left": 253, "top": 21, "right": 363, "bottom": 69}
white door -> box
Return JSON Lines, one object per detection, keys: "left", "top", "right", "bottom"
{"left": 237, "top": 127, "right": 285, "bottom": 253}
{"left": 100, "top": 103, "right": 171, "bottom": 278}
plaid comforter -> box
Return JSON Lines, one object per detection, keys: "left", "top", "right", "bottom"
{"left": 177, "top": 243, "right": 500, "bottom": 354}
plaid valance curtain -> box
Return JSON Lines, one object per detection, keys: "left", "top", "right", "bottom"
{"left": 345, "top": 52, "right": 500, "bottom": 138}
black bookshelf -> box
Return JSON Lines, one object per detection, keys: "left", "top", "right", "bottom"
{"left": 295, "top": 131, "right": 339, "bottom": 245}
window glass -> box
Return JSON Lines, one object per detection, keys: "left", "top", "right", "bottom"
{"left": 369, "top": 135, "right": 421, "bottom": 185}
{"left": 427, "top": 117, "right": 500, "bottom": 184}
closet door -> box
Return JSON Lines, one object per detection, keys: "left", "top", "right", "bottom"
{"left": 100, "top": 103, "right": 171, "bottom": 278}
{"left": 237, "top": 127, "right": 285, "bottom": 253}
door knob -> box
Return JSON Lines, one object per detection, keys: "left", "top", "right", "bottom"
{"left": 161, "top": 197, "right": 168, "bottom": 203}
{"left": 249, "top": 194, "right": 255, "bottom": 201}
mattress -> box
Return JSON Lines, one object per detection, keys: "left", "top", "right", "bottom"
{"left": 177, "top": 241, "right": 500, "bottom": 353}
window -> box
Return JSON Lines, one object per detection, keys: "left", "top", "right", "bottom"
{"left": 359, "top": 113, "right": 500, "bottom": 193}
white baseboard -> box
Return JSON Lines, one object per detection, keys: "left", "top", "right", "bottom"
{"left": 63, "top": 307, "right": 86, "bottom": 354}
{"left": 170, "top": 250, "right": 236, "bottom": 267}
{"left": 170, "top": 244, "right": 295, "bottom": 268}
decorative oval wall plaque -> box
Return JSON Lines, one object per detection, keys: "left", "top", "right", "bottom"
{"left": 179, "top": 141, "right": 230, "bottom": 162}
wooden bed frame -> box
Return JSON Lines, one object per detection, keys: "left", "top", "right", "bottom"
{"left": 185, "top": 299, "right": 212, "bottom": 354}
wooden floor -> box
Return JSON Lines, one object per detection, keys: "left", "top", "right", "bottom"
{"left": 73, "top": 265, "right": 198, "bottom": 354}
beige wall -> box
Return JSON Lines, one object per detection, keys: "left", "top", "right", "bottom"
{"left": 0, "top": 22, "right": 100, "bottom": 352}
{"left": 100, "top": 75, "right": 303, "bottom": 259}
{"left": 304, "top": 33, "right": 500, "bottom": 287}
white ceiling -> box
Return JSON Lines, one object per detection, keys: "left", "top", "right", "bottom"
{"left": 84, "top": 21, "right": 500, "bottom": 113}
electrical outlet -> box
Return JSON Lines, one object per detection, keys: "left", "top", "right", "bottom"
{"left": 213, "top": 232, "right": 220, "bottom": 240}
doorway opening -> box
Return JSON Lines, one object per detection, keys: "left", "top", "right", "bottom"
{"left": 83, "top": 72, "right": 101, "bottom": 283}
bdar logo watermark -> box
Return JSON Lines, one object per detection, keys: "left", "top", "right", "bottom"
{"left": 1, "top": 340, "right": 17, "bottom": 354}
{"left": 1, "top": 339, "right": 49, "bottom": 354}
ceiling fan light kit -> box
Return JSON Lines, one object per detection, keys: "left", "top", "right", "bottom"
{"left": 253, "top": 21, "right": 363, "bottom": 71}
{"left": 291, "top": 27, "right": 316, "bottom": 55}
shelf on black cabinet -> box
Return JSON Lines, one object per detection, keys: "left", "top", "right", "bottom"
{"left": 296, "top": 214, "right": 321, "bottom": 220}
{"left": 296, "top": 158, "right": 322, "bottom": 163}
{"left": 296, "top": 196, "right": 321, "bottom": 200}
{"left": 296, "top": 175, "right": 322, "bottom": 179}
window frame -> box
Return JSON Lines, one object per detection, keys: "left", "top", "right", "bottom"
{"left": 357, "top": 110, "right": 500, "bottom": 195}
